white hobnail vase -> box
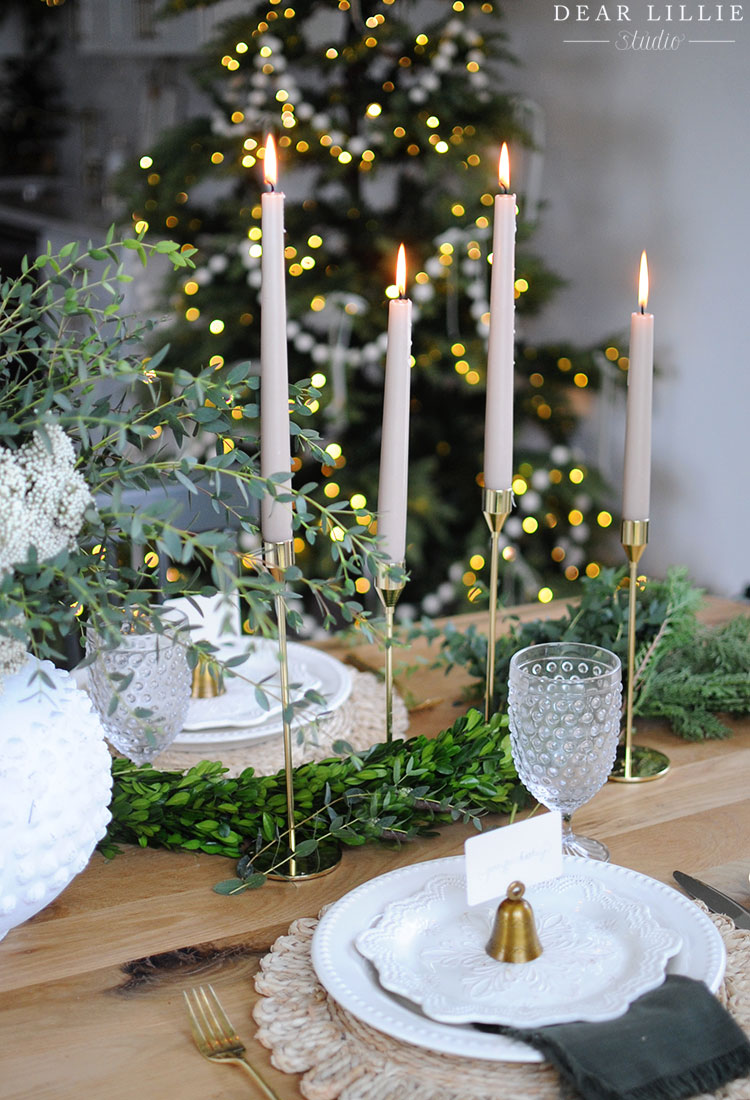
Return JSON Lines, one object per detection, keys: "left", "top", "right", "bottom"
{"left": 0, "top": 656, "right": 113, "bottom": 941}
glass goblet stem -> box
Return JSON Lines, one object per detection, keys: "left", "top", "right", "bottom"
{"left": 562, "top": 813, "right": 610, "bottom": 861}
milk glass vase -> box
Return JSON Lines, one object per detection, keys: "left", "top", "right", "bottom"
{"left": 508, "top": 642, "right": 622, "bottom": 861}
{"left": 86, "top": 609, "right": 191, "bottom": 765}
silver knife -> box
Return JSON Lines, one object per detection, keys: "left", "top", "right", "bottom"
{"left": 673, "top": 870, "right": 750, "bottom": 930}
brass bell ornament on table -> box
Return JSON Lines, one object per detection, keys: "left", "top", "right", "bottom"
{"left": 191, "top": 653, "right": 226, "bottom": 699}
{"left": 486, "top": 881, "right": 543, "bottom": 964}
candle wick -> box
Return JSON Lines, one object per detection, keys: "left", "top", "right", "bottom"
{"left": 265, "top": 180, "right": 275, "bottom": 193}
{"left": 640, "top": 304, "right": 645, "bottom": 315}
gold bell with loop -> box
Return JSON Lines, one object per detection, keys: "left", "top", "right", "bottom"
{"left": 486, "top": 880, "right": 543, "bottom": 964}
{"left": 191, "top": 653, "right": 226, "bottom": 699}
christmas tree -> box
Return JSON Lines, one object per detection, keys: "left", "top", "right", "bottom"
{"left": 119, "top": 0, "right": 619, "bottom": 617}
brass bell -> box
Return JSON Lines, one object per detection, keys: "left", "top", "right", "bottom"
{"left": 486, "top": 880, "right": 543, "bottom": 964}
{"left": 191, "top": 653, "right": 226, "bottom": 699}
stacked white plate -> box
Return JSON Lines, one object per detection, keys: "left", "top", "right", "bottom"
{"left": 173, "top": 639, "right": 353, "bottom": 753}
{"left": 311, "top": 855, "right": 726, "bottom": 1063}
{"left": 157, "top": 594, "right": 353, "bottom": 752}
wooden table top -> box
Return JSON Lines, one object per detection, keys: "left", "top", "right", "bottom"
{"left": 1, "top": 596, "right": 748, "bottom": 1100}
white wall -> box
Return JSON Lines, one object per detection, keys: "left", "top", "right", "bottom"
{"left": 73, "top": 0, "right": 248, "bottom": 55}
{"left": 502, "top": 2, "right": 750, "bottom": 597}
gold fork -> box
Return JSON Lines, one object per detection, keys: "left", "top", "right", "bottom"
{"left": 183, "top": 983, "right": 280, "bottom": 1100}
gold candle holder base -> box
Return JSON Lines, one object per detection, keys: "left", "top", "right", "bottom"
{"left": 486, "top": 881, "right": 543, "bottom": 964}
{"left": 375, "top": 560, "right": 406, "bottom": 744}
{"left": 265, "top": 839, "right": 342, "bottom": 881}
{"left": 610, "top": 743, "right": 671, "bottom": 783}
{"left": 608, "top": 519, "right": 670, "bottom": 784}
{"left": 482, "top": 487, "right": 514, "bottom": 721}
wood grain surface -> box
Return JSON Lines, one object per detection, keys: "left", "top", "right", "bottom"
{"left": 0, "top": 596, "right": 748, "bottom": 1100}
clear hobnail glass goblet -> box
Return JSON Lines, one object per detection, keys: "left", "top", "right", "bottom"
{"left": 86, "top": 609, "right": 192, "bottom": 766}
{"left": 508, "top": 642, "right": 622, "bottom": 861}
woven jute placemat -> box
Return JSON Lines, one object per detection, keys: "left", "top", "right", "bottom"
{"left": 253, "top": 905, "right": 750, "bottom": 1100}
{"left": 153, "top": 670, "right": 409, "bottom": 776}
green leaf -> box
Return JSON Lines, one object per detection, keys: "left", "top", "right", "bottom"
{"left": 175, "top": 469, "right": 197, "bottom": 494}
{"left": 213, "top": 878, "right": 248, "bottom": 895}
{"left": 292, "top": 838, "right": 318, "bottom": 858}
{"left": 254, "top": 685, "right": 270, "bottom": 711}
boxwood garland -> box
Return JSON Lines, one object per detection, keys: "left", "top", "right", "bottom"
{"left": 101, "top": 708, "right": 525, "bottom": 882}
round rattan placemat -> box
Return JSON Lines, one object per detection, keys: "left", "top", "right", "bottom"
{"left": 153, "top": 670, "right": 408, "bottom": 776}
{"left": 253, "top": 905, "right": 750, "bottom": 1100}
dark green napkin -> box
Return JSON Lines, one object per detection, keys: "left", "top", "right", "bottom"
{"left": 476, "top": 975, "right": 750, "bottom": 1100}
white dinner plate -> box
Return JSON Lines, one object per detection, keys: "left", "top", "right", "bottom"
{"left": 311, "top": 855, "right": 726, "bottom": 1063}
{"left": 173, "top": 641, "right": 352, "bottom": 751}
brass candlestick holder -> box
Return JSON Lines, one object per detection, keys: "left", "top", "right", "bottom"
{"left": 375, "top": 560, "right": 406, "bottom": 743}
{"left": 609, "top": 519, "right": 670, "bottom": 783}
{"left": 483, "top": 487, "right": 514, "bottom": 721}
{"left": 264, "top": 538, "right": 340, "bottom": 879}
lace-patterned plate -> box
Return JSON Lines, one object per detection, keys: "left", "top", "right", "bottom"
{"left": 355, "top": 872, "right": 682, "bottom": 1026}
{"left": 355, "top": 871, "right": 682, "bottom": 1026}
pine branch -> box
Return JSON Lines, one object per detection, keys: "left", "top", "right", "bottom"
{"left": 408, "top": 568, "right": 750, "bottom": 742}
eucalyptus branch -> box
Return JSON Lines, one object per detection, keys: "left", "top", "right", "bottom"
{"left": 1, "top": 232, "right": 389, "bottom": 680}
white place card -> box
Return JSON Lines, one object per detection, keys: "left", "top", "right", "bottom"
{"left": 464, "top": 811, "right": 563, "bottom": 907}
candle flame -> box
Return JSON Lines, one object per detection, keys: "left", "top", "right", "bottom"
{"left": 396, "top": 243, "right": 407, "bottom": 297}
{"left": 264, "top": 134, "right": 277, "bottom": 187}
{"left": 498, "top": 143, "right": 511, "bottom": 191}
{"left": 638, "top": 251, "right": 649, "bottom": 310}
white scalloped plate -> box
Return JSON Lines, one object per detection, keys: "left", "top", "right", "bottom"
{"left": 311, "top": 856, "right": 726, "bottom": 1063}
{"left": 355, "top": 872, "right": 682, "bottom": 1026}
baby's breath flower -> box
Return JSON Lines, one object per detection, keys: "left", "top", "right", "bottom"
{"left": 0, "top": 425, "right": 92, "bottom": 575}
{"left": 0, "top": 425, "right": 93, "bottom": 687}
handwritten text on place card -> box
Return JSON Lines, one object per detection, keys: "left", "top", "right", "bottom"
{"left": 464, "top": 811, "right": 563, "bottom": 907}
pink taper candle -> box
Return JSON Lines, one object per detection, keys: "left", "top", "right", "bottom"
{"left": 377, "top": 244, "right": 413, "bottom": 563}
{"left": 260, "top": 136, "right": 293, "bottom": 542}
{"left": 484, "top": 143, "right": 516, "bottom": 492}
{"left": 622, "top": 252, "right": 654, "bottom": 521}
